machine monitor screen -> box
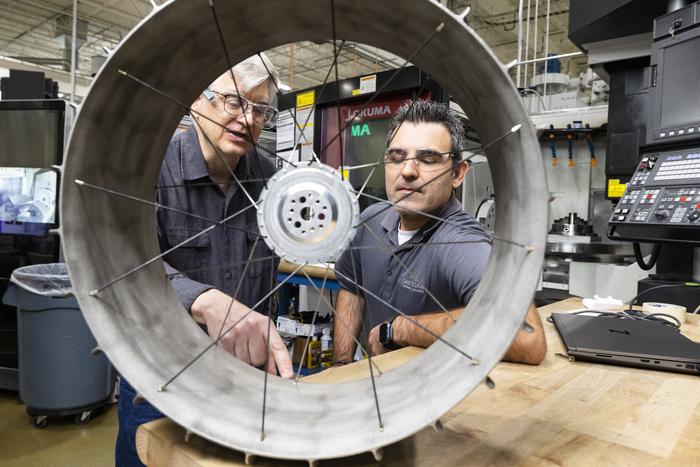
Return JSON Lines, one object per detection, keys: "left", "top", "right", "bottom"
{"left": 659, "top": 35, "right": 700, "bottom": 129}
{"left": 0, "top": 102, "right": 64, "bottom": 168}
{"left": 320, "top": 94, "right": 431, "bottom": 209}
{"left": 0, "top": 168, "right": 57, "bottom": 236}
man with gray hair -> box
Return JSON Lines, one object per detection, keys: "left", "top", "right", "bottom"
{"left": 116, "top": 54, "right": 291, "bottom": 466}
{"left": 332, "top": 100, "right": 546, "bottom": 365}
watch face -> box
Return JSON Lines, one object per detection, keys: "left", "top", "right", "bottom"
{"left": 379, "top": 322, "right": 391, "bottom": 344}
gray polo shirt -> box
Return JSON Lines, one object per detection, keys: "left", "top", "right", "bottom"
{"left": 335, "top": 196, "right": 491, "bottom": 330}
{"left": 156, "top": 127, "right": 278, "bottom": 312}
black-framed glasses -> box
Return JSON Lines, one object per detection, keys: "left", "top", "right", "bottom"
{"left": 203, "top": 89, "right": 278, "bottom": 129}
{"left": 383, "top": 147, "right": 458, "bottom": 169}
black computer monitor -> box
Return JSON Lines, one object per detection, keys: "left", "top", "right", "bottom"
{"left": 0, "top": 100, "right": 64, "bottom": 236}
{"left": 647, "top": 21, "right": 700, "bottom": 145}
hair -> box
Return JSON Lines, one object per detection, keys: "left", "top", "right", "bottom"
{"left": 224, "top": 53, "right": 279, "bottom": 107}
{"left": 385, "top": 100, "right": 465, "bottom": 167}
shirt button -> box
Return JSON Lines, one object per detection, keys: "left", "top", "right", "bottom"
{"left": 387, "top": 270, "right": 392, "bottom": 276}
{"left": 225, "top": 272, "right": 233, "bottom": 279}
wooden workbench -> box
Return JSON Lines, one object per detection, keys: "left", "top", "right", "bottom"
{"left": 277, "top": 260, "right": 336, "bottom": 281}
{"left": 137, "top": 298, "right": 700, "bottom": 466}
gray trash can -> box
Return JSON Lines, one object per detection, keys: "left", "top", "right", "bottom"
{"left": 2, "top": 263, "right": 115, "bottom": 428}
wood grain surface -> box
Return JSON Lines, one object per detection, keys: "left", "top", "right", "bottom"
{"left": 277, "top": 260, "right": 336, "bottom": 281}
{"left": 137, "top": 298, "right": 700, "bottom": 466}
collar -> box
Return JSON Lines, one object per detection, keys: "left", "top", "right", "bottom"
{"left": 380, "top": 195, "right": 463, "bottom": 244}
{"left": 180, "top": 126, "right": 251, "bottom": 181}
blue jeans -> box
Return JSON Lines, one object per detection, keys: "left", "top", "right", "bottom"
{"left": 115, "top": 378, "right": 164, "bottom": 467}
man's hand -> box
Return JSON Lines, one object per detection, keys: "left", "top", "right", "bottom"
{"left": 190, "top": 289, "right": 293, "bottom": 378}
{"left": 368, "top": 323, "right": 388, "bottom": 357}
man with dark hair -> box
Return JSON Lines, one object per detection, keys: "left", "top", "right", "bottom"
{"left": 332, "top": 100, "right": 546, "bottom": 364}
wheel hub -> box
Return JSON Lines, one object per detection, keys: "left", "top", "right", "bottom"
{"left": 257, "top": 163, "right": 359, "bottom": 264}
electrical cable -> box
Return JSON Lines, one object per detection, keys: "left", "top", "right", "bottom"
{"left": 545, "top": 283, "right": 699, "bottom": 330}
{"left": 627, "top": 282, "right": 699, "bottom": 311}
{"left": 474, "top": 195, "right": 495, "bottom": 219}
{"left": 633, "top": 242, "right": 661, "bottom": 270}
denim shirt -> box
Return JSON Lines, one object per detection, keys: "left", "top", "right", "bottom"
{"left": 156, "top": 127, "right": 278, "bottom": 312}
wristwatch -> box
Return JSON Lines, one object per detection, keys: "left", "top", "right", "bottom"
{"left": 379, "top": 318, "right": 401, "bottom": 350}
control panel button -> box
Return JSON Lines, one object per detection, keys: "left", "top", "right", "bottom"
{"left": 689, "top": 211, "right": 700, "bottom": 221}
{"left": 655, "top": 211, "right": 669, "bottom": 220}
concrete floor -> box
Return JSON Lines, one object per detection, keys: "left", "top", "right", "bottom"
{"left": 0, "top": 390, "right": 118, "bottom": 467}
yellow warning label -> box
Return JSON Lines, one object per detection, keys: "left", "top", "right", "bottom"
{"left": 340, "top": 168, "right": 349, "bottom": 180}
{"left": 351, "top": 89, "right": 361, "bottom": 96}
{"left": 296, "top": 90, "right": 315, "bottom": 108}
{"left": 607, "top": 179, "right": 627, "bottom": 198}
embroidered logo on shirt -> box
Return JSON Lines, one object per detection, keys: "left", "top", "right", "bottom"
{"left": 400, "top": 276, "right": 425, "bottom": 293}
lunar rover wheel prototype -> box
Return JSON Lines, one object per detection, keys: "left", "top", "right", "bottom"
{"left": 60, "top": 0, "right": 548, "bottom": 462}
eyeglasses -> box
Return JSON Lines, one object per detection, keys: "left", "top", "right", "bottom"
{"left": 203, "top": 89, "right": 278, "bottom": 129}
{"left": 383, "top": 148, "right": 458, "bottom": 169}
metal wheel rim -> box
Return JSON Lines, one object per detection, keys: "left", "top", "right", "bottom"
{"left": 60, "top": 0, "right": 548, "bottom": 461}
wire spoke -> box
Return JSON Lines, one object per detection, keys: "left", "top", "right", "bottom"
{"left": 159, "top": 261, "right": 307, "bottom": 392}
{"left": 354, "top": 125, "right": 531, "bottom": 251}
{"left": 347, "top": 239, "right": 491, "bottom": 251}
{"left": 355, "top": 75, "right": 434, "bottom": 196}
{"left": 299, "top": 40, "right": 346, "bottom": 144}
{"left": 207, "top": 0, "right": 279, "bottom": 194}
{"left": 343, "top": 161, "right": 385, "bottom": 171}
{"left": 354, "top": 189, "right": 500, "bottom": 243}
{"left": 255, "top": 52, "right": 318, "bottom": 164}
{"left": 89, "top": 204, "right": 255, "bottom": 296}
{"left": 333, "top": 269, "right": 479, "bottom": 365}
{"left": 299, "top": 268, "right": 384, "bottom": 377}
{"left": 216, "top": 237, "right": 260, "bottom": 340}
{"left": 260, "top": 256, "right": 277, "bottom": 441}
{"left": 341, "top": 224, "right": 384, "bottom": 430}
{"left": 156, "top": 178, "right": 271, "bottom": 190}
{"left": 330, "top": 0, "right": 345, "bottom": 176}
{"left": 355, "top": 166, "right": 377, "bottom": 201}
{"left": 279, "top": 39, "right": 348, "bottom": 166}
{"left": 294, "top": 265, "right": 331, "bottom": 381}
{"left": 74, "top": 179, "right": 262, "bottom": 238}
{"left": 189, "top": 111, "right": 260, "bottom": 210}
{"left": 355, "top": 191, "right": 527, "bottom": 250}
{"left": 319, "top": 22, "right": 445, "bottom": 157}
{"left": 361, "top": 223, "right": 457, "bottom": 322}
{"left": 463, "top": 124, "right": 523, "bottom": 163}
{"left": 116, "top": 69, "right": 296, "bottom": 168}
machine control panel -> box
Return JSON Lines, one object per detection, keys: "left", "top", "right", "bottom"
{"left": 609, "top": 148, "right": 700, "bottom": 243}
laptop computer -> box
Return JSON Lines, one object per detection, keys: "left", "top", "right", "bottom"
{"left": 551, "top": 312, "right": 700, "bottom": 376}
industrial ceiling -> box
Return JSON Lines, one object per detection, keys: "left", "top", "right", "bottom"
{"left": 0, "top": 0, "right": 581, "bottom": 97}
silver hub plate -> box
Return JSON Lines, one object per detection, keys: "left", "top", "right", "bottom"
{"left": 258, "top": 163, "right": 359, "bottom": 263}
